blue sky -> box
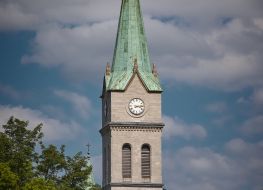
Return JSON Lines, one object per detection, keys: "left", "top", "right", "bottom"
{"left": 0, "top": 0, "right": 263, "bottom": 189}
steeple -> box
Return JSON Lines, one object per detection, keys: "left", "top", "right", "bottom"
{"left": 105, "top": 0, "right": 162, "bottom": 92}
{"left": 100, "top": 2, "right": 164, "bottom": 189}
{"left": 84, "top": 144, "right": 95, "bottom": 190}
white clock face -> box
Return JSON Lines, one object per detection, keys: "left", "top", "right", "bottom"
{"left": 129, "top": 98, "right": 145, "bottom": 115}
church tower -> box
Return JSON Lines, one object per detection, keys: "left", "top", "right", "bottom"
{"left": 100, "top": 0, "right": 164, "bottom": 189}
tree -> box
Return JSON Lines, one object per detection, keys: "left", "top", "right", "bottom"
{"left": 37, "top": 146, "right": 93, "bottom": 190}
{"left": 0, "top": 163, "right": 19, "bottom": 190}
{"left": 62, "top": 152, "right": 92, "bottom": 190}
{"left": 90, "top": 184, "right": 102, "bottom": 190}
{"left": 0, "top": 117, "right": 101, "bottom": 190}
{"left": 0, "top": 117, "right": 43, "bottom": 187}
{"left": 22, "top": 178, "right": 57, "bottom": 190}
{"left": 37, "top": 144, "right": 67, "bottom": 183}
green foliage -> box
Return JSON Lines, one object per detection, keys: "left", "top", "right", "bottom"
{"left": 0, "top": 117, "right": 101, "bottom": 190}
{"left": 90, "top": 184, "right": 102, "bottom": 190}
{"left": 0, "top": 117, "right": 43, "bottom": 186}
{"left": 0, "top": 163, "right": 19, "bottom": 190}
{"left": 62, "top": 152, "right": 92, "bottom": 190}
{"left": 22, "top": 178, "right": 57, "bottom": 190}
{"left": 37, "top": 144, "right": 66, "bottom": 182}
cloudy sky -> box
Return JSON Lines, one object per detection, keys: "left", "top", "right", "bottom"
{"left": 0, "top": 0, "right": 263, "bottom": 189}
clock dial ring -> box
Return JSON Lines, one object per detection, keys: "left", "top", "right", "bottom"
{"left": 128, "top": 98, "right": 145, "bottom": 115}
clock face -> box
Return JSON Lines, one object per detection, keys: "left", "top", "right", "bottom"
{"left": 129, "top": 98, "right": 145, "bottom": 115}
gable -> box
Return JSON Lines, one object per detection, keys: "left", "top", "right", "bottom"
{"left": 125, "top": 73, "right": 148, "bottom": 93}
{"left": 105, "top": 70, "right": 163, "bottom": 92}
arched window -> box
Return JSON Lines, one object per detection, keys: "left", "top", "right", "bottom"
{"left": 141, "top": 144, "right": 151, "bottom": 178}
{"left": 122, "top": 144, "right": 132, "bottom": 178}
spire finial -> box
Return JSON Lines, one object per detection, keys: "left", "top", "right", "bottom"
{"left": 106, "top": 62, "right": 111, "bottom": 76}
{"left": 133, "top": 58, "right": 138, "bottom": 73}
{"left": 152, "top": 63, "right": 158, "bottom": 77}
{"left": 86, "top": 143, "right": 91, "bottom": 160}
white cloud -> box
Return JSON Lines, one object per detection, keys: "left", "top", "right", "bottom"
{"left": 164, "top": 147, "right": 241, "bottom": 190}
{"left": 0, "top": 0, "right": 120, "bottom": 30}
{"left": 1, "top": 0, "right": 262, "bottom": 31}
{"left": 211, "top": 115, "right": 233, "bottom": 126}
{"left": 0, "top": 2, "right": 39, "bottom": 30}
{"left": 0, "top": 0, "right": 262, "bottom": 91}
{"left": 241, "top": 115, "right": 263, "bottom": 135}
{"left": 237, "top": 97, "right": 249, "bottom": 104}
{"left": 205, "top": 102, "right": 227, "bottom": 113}
{"left": 0, "top": 105, "right": 83, "bottom": 141}
{"left": 22, "top": 22, "right": 117, "bottom": 81}
{"left": 225, "top": 138, "right": 263, "bottom": 156}
{"left": 164, "top": 53, "right": 262, "bottom": 91}
{"left": 254, "top": 18, "right": 263, "bottom": 30}
{"left": 151, "top": 18, "right": 263, "bottom": 91}
{"left": 251, "top": 88, "right": 263, "bottom": 105}
{"left": 236, "top": 87, "right": 263, "bottom": 110}
{"left": 54, "top": 90, "right": 92, "bottom": 118}
{"left": 143, "top": 0, "right": 263, "bottom": 27}
{"left": 20, "top": 15, "right": 263, "bottom": 91}
{"left": 0, "top": 83, "right": 21, "bottom": 99}
{"left": 204, "top": 102, "right": 232, "bottom": 126}
{"left": 164, "top": 139, "right": 263, "bottom": 190}
{"left": 0, "top": 0, "right": 259, "bottom": 91}
{"left": 163, "top": 115, "right": 207, "bottom": 140}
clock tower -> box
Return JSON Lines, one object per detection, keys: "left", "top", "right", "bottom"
{"left": 100, "top": 0, "right": 164, "bottom": 190}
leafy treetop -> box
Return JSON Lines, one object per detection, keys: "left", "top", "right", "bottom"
{"left": 0, "top": 116, "right": 101, "bottom": 190}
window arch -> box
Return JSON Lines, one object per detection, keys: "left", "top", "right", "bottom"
{"left": 141, "top": 144, "right": 151, "bottom": 178}
{"left": 122, "top": 143, "right": 132, "bottom": 178}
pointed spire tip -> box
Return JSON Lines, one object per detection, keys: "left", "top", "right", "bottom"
{"left": 152, "top": 63, "right": 158, "bottom": 77}
{"left": 106, "top": 62, "right": 111, "bottom": 76}
{"left": 133, "top": 58, "right": 138, "bottom": 73}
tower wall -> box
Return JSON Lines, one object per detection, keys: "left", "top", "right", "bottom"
{"left": 110, "top": 75, "right": 162, "bottom": 123}
{"left": 110, "top": 127, "right": 162, "bottom": 184}
{"left": 101, "top": 76, "right": 164, "bottom": 190}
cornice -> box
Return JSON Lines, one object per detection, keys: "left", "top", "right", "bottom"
{"left": 103, "top": 182, "right": 164, "bottom": 188}
{"left": 100, "top": 122, "right": 164, "bottom": 135}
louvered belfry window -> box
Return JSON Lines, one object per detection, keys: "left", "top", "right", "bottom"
{"left": 141, "top": 144, "right": 151, "bottom": 178}
{"left": 122, "top": 144, "right": 132, "bottom": 178}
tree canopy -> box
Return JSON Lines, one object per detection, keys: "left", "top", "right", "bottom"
{"left": 0, "top": 116, "right": 101, "bottom": 190}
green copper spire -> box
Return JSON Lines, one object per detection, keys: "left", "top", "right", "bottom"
{"left": 105, "top": 0, "right": 162, "bottom": 92}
